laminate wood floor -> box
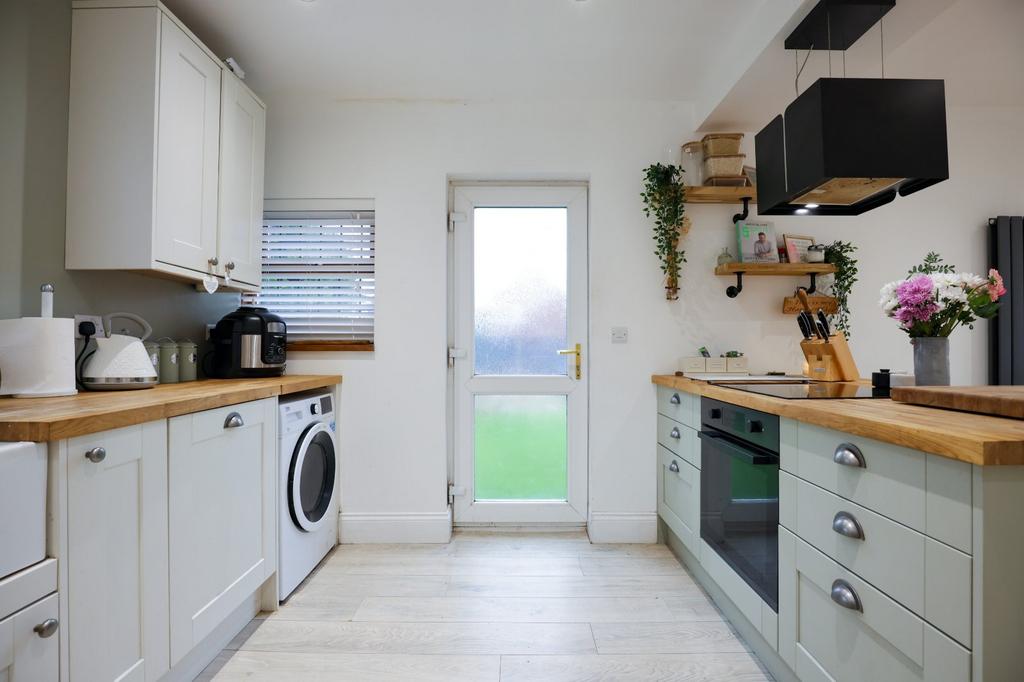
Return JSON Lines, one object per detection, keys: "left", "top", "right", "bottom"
{"left": 198, "top": 531, "right": 772, "bottom": 681}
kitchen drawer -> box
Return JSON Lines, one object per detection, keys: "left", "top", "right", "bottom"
{"left": 779, "top": 528, "right": 970, "bottom": 682}
{"left": 656, "top": 414, "right": 700, "bottom": 468}
{"left": 780, "top": 473, "right": 971, "bottom": 647}
{"left": 657, "top": 386, "right": 698, "bottom": 430}
{"left": 657, "top": 445, "right": 699, "bottom": 557}
{"left": 0, "top": 592, "right": 59, "bottom": 682}
{"left": 783, "top": 422, "right": 971, "bottom": 554}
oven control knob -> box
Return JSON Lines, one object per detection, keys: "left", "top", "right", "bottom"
{"left": 746, "top": 419, "right": 764, "bottom": 433}
{"left": 311, "top": 403, "right": 321, "bottom": 415}
{"left": 709, "top": 408, "right": 723, "bottom": 420}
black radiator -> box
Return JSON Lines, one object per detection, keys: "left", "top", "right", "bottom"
{"left": 989, "top": 216, "right": 1024, "bottom": 385}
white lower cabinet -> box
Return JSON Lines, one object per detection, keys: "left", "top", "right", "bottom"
{"left": 779, "top": 527, "right": 970, "bottom": 682}
{"left": 65, "top": 421, "right": 169, "bottom": 682}
{"left": 0, "top": 593, "right": 60, "bottom": 682}
{"left": 657, "top": 445, "right": 700, "bottom": 558}
{"left": 167, "top": 399, "right": 276, "bottom": 665}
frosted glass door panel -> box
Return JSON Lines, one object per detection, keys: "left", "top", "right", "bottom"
{"left": 474, "top": 395, "right": 567, "bottom": 500}
{"left": 474, "top": 208, "right": 567, "bottom": 375}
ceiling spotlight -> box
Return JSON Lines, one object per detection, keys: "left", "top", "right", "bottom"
{"left": 795, "top": 208, "right": 810, "bottom": 215}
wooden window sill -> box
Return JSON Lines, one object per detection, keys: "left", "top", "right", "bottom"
{"left": 287, "top": 341, "right": 375, "bottom": 352}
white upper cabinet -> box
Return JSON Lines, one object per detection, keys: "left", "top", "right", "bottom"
{"left": 154, "top": 13, "right": 222, "bottom": 275}
{"left": 217, "top": 73, "right": 267, "bottom": 287}
{"left": 66, "top": 1, "right": 265, "bottom": 292}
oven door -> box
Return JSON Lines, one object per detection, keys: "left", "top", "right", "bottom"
{"left": 699, "top": 428, "right": 780, "bottom": 611}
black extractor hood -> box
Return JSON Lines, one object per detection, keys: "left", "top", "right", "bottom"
{"left": 754, "top": 1, "right": 949, "bottom": 216}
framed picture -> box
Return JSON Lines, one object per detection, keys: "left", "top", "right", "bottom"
{"left": 784, "top": 234, "right": 815, "bottom": 264}
{"left": 737, "top": 221, "right": 779, "bottom": 263}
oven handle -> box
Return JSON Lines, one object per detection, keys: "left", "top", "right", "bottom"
{"left": 698, "top": 430, "right": 779, "bottom": 466}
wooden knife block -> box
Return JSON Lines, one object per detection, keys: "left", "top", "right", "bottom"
{"left": 801, "top": 334, "right": 860, "bottom": 382}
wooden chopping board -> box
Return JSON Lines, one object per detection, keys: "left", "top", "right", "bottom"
{"left": 890, "top": 386, "right": 1024, "bottom": 419}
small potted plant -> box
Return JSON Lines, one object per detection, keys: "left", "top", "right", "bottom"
{"left": 641, "top": 164, "right": 689, "bottom": 300}
{"left": 879, "top": 252, "right": 1006, "bottom": 385}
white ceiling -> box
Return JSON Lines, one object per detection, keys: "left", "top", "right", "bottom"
{"left": 164, "top": 0, "right": 776, "bottom": 102}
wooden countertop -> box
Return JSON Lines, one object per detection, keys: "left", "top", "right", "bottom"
{"left": 653, "top": 375, "right": 1024, "bottom": 466}
{"left": 0, "top": 375, "right": 342, "bottom": 442}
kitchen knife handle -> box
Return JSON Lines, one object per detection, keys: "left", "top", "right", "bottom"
{"left": 797, "top": 288, "right": 813, "bottom": 313}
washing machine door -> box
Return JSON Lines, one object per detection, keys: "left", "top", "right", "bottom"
{"left": 288, "top": 421, "right": 336, "bottom": 532}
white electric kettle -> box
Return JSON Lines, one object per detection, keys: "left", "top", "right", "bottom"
{"left": 80, "top": 312, "right": 159, "bottom": 390}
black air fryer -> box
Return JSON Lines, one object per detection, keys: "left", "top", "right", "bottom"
{"left": 209, "top": 307, "right": 287, "bottom": 378}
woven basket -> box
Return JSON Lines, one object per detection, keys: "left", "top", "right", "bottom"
{"left": 703, "top": 154, "right": 746, "bottom": 179}
{"left": 702, "top": 133, "right": 743, "bottom": 157}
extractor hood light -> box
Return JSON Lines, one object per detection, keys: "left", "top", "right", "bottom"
{"left": 804, "top": 204, "right": 819, "bottom": 209}
{"left": 795, "top": 208, "right": 810, "bottom": 215}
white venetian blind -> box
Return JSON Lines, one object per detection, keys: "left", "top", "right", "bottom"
{"left": 243, "top": 210, "right": 375, "bottom": 342}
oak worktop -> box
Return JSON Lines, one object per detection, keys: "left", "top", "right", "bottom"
{"left": 0, "top": 375, "right": 342, "bottom": 442}
{"left": 653, "top": 374, "right": 1024, "bottom": 466}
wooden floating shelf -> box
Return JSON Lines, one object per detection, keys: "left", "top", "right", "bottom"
{"left": 714, "top": 262, "right": 836, "bottom": 298}
{"left": 714, "top": 263, "right": 836, "bottom": 276}
{"left": 684, "top": 186, "right": 756, "bottom": 204}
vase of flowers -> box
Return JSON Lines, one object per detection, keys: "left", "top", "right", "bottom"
{"left": 879, "top": 253, "right": 1006, "bottom": 385}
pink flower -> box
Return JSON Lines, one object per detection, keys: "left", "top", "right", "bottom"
{"left": 988, "top": 269, "right": 1007, "bottom": 301}
{"left": 896, "top": 274, "right": 935, "bottom": 307}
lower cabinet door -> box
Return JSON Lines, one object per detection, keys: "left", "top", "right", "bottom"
{"left": 168, "top": 398, "right": 276, "bottom": 665}
{"left": 658, "top": 444, "right": 700, "bottom": 558}
{"left": 0, "top": 593, "right": 59, "bottom": 682}
{"left": 67, "top": 421, "right": 169, "bottom": 682}
{"left": 778, "top": 527, "right": 970, "bottom": 682}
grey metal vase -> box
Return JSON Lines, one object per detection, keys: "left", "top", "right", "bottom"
{"left": 912, "top": 337, "right": 950, "bottom": 386}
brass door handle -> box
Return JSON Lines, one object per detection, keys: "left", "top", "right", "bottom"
{"left": 557, "top": 343, "right": 582, "bottom": 380}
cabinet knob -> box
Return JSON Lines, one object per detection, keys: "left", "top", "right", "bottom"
{"left": 832, "top": 511, "right": 865, "bottom": 540}
{"left": 669, "top": 427, "right": 681, "bottom": 440}
{"left": 830, "top": 579, "right": 863, "bottom": 612}
{"left": 669, "top": 460, "right": 680, "bottom": 473}
{"left": 208, "top": 257, "right": 219, "bottom": 267}
{"left": 669, "top": 393, "right": 681, "bottom": 405}
{"left": 833, "top": 443, "right": 866, "bottom": 468}
{"left": 85, "top": 447, "right": 106, "bottom": 463}
{"left": 225, "top": 261, "right": 236, "bottom": 271}
{"left": 223, "top": 412, "right": 244, "bottom": 429}
{"left": 34, "top": 618, "right": 59, "bottom": 638}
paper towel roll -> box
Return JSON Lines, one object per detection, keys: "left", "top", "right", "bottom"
{"left": 0, "top": 317, "right": 78, "bottom": 397}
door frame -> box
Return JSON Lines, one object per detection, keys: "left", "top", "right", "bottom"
{"left": 446, "top": 181, "right": 590, "bottom": 526}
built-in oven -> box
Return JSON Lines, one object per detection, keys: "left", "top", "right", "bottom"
{"left": 699, "top": 397, "right": 780, "bottom": 611}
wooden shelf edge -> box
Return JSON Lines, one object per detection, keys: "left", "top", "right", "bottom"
{"left": 684, "top": 186, "right": 756, "bottom": 204}
{"left": 714, "top": 263, "right": 836, "bottom": 276}
{"left": 288, "top": 340, "right": 374, "bottom": 352}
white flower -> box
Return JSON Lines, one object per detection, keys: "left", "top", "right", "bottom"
{"left": 878, "top": 280, "right": 900, "bottom": 314}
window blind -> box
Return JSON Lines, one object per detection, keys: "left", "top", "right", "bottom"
{"left": 243, "top": 210, "right": 375, "bottom": 342}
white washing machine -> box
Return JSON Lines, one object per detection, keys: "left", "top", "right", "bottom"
{"left": 278, "top": 390, "right": 339, "bottom": 601}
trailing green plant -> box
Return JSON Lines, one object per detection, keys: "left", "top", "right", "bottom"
{"left": 641, "top": 163, "right": 688, "bottom": 300}
{"left": 907, "top": 251, "right": 955, "bottom": 276}
{"left": 824, "top": 240, "right": 859, "bottom": 339}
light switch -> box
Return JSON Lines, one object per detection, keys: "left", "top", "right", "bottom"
{"left": 611, "top": 326, "right": 628, "bottom": 344}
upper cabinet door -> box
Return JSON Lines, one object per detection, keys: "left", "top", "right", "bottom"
{"left": 154, "top": 14, "right": 221, "bottom": 274}
{"left": 217, "top": 75, "right": 266, "bottom": 287}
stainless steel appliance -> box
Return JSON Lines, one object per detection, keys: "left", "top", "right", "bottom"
{"left": 209, "top": 307, "right": 287, "bottom": 378}
{"left": 699, "top": 397, "right": 780, "bottom": 611}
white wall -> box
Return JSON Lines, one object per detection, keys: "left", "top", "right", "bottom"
{"left": 270, "top": 92, "right": 1022, "bottom": 541}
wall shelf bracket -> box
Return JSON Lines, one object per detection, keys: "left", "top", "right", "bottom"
{"left": 732, "top": 196, "right": 752, "bottom": 225}
{"left": 803, "top": 273, "right": 819, "bottom": 295}
{"left": 726, "top": 272, "right": 744, "bottom": 298}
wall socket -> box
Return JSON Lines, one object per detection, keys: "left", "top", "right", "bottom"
{"left": 74, "top": 314, "right": 105, "bottom": 338}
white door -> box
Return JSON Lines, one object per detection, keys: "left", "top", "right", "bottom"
{"left": 154, "top": 13, "right": 221, "bottom": 274}
{"left": 217, "top": 73, "right": 266, "bottom": 287}
{"left": 67, "top": 422, "right": 169, "bottom": 682}
{"left": 167, "top": 398, "right": 276, "bottom": 666}
{"left": 450, "top": 185, "right": 588, "bottom": 524}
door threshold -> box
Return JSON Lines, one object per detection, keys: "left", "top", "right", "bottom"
{"left": 453, "top": 522, "right": 586, "bottom": 533}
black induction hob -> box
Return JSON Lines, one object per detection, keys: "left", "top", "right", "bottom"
{"left": 718, "top": 382, "right": 888, "bottom": 400}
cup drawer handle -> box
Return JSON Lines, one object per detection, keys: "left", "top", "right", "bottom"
{"left": 830, "top": 579, "right": 863, "bottom": 612}
{"left": 669, "top": 460, "right": 680, "bottom": 473}
{"left": 669, "top": 393, "right": 681, "bottom": 405}
{"left": 224, "top": 412, "right": 245, "bottom": 429}
{"left": 669, "top": 427, "right": 681, "bottom": 439}
{"left": 833, "top": 443, "right": 866, "bottom": 468}
{"left": 832, "top": 511, "right": 865, "bottom": 540}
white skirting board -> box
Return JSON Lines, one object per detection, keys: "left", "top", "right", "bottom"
{"left": 339, "top": 508, "right": 453, "bottom": 544}
{"left": 586, "top": 512, "right": 658, "bottom": 543}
